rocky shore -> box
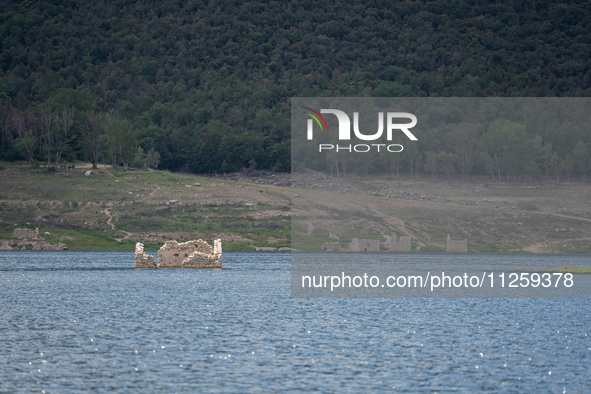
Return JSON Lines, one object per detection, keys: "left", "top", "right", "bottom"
{"left": 0, "top": 240, "right": 68, "bottom": 250}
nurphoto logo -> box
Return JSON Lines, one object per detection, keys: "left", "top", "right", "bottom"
{"left": 303, "top": 107, "right": 418, "bottom": 153}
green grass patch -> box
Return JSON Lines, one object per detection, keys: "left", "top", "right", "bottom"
{"left": 60, "top": 230, "right": 137, "bottom": 250}
{"left": 292, "top": 231, "right": 331, "bottom": 251}
{"left": 537, "top": 264, "right": 591, "bottom": 273}
{"left": 142, "top": 242, "right": 164, "bottom": 250}
{"left": 468, "top": 238, "right": 528, "bottom": 253}
{"left": 223, "top": 242, "right": 255, "bottom": 251}
{"left": 556, "top": 240, "right": 591, "bottom": 254}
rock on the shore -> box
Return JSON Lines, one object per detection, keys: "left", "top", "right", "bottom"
{"left": 29, "top": 241, "right": 67, "bottom": 250}
{"left": 255, "top": 247, "right": 276, "bottom": 251}
{"left": 0, "top": 241, "right": 16, "bottom": 250}
{"left": 0, "top": 240, "right": 67, "bottom": 250}
{"left": 134, "top": 242, "right": 157, "bottom": 268}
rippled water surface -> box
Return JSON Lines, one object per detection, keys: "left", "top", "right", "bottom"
{"left": 0, "top": 251, "right": 590, "bottom": 393}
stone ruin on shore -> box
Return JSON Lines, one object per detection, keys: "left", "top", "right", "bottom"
{"left": 0, "top": 228, "right": 68, "bottom": 250}
{"left": 135, "top": 239, "right": 222, "bottom": 269}
{"left": 13, "top": 228, "right": 42, "bottom": 239}
{"left": 446, "top": 234, "right": 468, "bottom": 253}
{"left": 322, "top": 232, "right": 412, "bottom": 252}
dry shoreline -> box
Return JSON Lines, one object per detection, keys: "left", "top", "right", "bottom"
{"left": 1, "top": 162, "right": 590, "bottom": 253}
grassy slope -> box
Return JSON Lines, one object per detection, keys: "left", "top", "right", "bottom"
{"left": 0, "top": 163, "right": 290, "bottom": 250}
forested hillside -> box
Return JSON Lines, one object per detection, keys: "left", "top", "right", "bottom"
{"left": 1, "top": 0, "right": 590, "bottom": 178}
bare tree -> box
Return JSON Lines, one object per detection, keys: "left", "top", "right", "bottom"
{"left": 405, "top": 142, "right": 420, "bottom": 179}
{"left": 0, "top": 116, "right": 10, "bottom": 155}
{"left": 53, "top": 109, "right": 75, "bottom": 169}
{"left": 41, "top": 112, "right": 53, "bottom": 167}
{"left": 10, "top": 108, "right": 37, "bottom": 166}
{"left": 84, "top": 113, "right": 104, "bottom": 168}
{"left": 448, "top": 123, "right": 479, "bottom": 181}
{"left": 105, "top": 117, "right": 137, "bottom": 171}
{"left": 573, "top": 141, "right": 589, "bottom": 182}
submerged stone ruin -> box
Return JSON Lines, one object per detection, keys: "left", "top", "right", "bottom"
{"left": 159, "top": 239, "right": 222, "bottom": 268}
{"left": 134, "top": 242, "right": 157, "bottom": 268}
{"left": 135, "top": 239, "right": 222, "bottom": 269}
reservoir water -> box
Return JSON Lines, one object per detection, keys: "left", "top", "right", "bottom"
{"left": 0, "top": 251, "right": 590, "bottom": 392}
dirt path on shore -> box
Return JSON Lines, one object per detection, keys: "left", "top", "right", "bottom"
{"left": 103, "top": 208, "right": 133, "bottom": 241}
{"left": 103, "top": 209, "right": 116, "bottom": 231}
{"left": 529, "top": 211, "right": 591, "bottom": 224}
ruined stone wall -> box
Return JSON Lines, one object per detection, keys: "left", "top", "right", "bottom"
{"left": 158, "top": 240, "right": 212, "bottom": 267}
{"left": 182, "top": 239, "right": 222, "bottom": 268}
{"left": 329, "top": 232, "right": 340, "bottom": 241}
{"left": 447, "top": 235, "right": 468, "bottom": 253}
{"left": 155, "top": 239, "right": 222, "bottom": 268}
{"left": 135, "top": 242, "right": 157, "bottom": 268}
{"left": 349, "top": 238, "right": 380, "bottom": 252}
{"left": 321, "top": 232, "right": 343, "bottom": 251}
{"left": 322, "top": 241, "right": 341, "bottom": 251}
{"left": 214, "top": 239, "right": 222, "bottom": 256}
{"left": 382, "top": 234, "right": 412, "bottom": 252}
{"left": 398, "top": 237, "right": 412, "bottom": 252}
{"left": 12, "top": 228, "right": 41, "bottom": 239}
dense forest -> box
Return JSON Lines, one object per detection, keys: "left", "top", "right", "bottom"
{"left": 0, "top": 0, "right": 590, "bottom": 179}
{"left": 293, "top": 98, "right": 591, "bottom": 182}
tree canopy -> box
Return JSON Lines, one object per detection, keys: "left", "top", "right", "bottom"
{"left": 1, "top": 0, "right": 590, "bottom": 178}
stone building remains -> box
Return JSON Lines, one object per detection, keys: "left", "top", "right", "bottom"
{"left": 135, "top": 239, "right": 222, "bottom": 269}
{"left": 447, "top": 234, "right": 467, "bottom": 253}
{"left": 382, "top": 234, "right": 412, "bottom": 252}
{"left": 349, "top": 238, "right": 380, "bottom": 252}
{"left": 134, "top": 242, "right": 157, "bottom": 268}
{"left": 1, "top": 228, "right": 66, "bottom": 250}
{"left": 322, "top": 232, "right": 342, "bottom": 251}
{"left": 321, "top": 232, "right": 412, "bottom": 252}
{"left": 12, "top": 228, "right": 42, "bottom": 239}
